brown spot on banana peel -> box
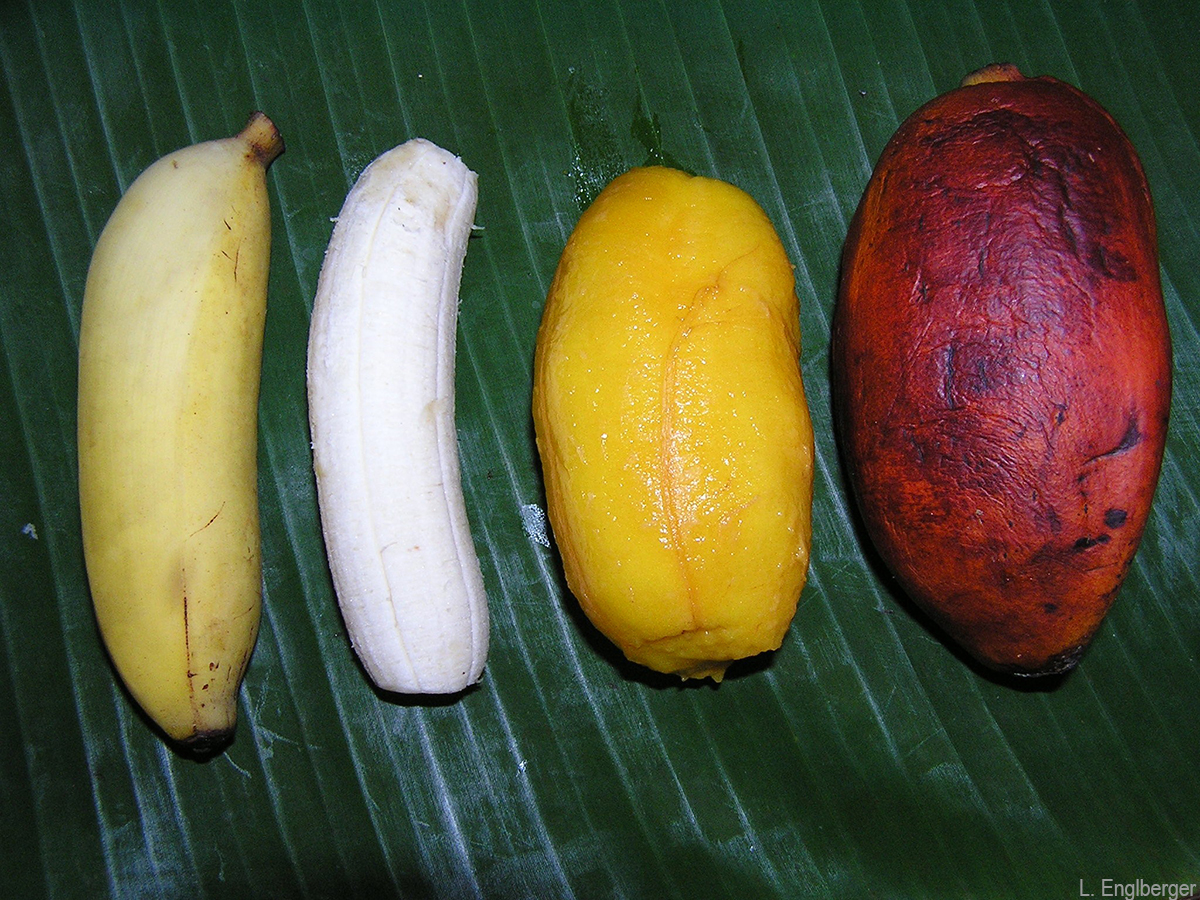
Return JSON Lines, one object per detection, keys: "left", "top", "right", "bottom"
{"left": 832, "top": 64, "right": 1171, "bottom": 676}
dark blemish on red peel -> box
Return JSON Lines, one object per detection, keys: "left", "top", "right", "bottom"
{"left": 1088, "top": 416, "right": 1142, "bottom": 464}
{"left": 1113, "top": 417, "right": 1143, "bottom": 454}
{"left": 1073, "top": 534, "right": 1111, "bottom": 551}
{"left": 1104, "top": 508, "right": 1128, "bottom": 528}
{"left": 1091, "top": 244, "right": 1138, "bottom": 282}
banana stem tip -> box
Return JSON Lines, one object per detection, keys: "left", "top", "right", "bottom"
{"left": 961, "top": 63, "right": 1025, "bottom": 87}
{"left": 176, "top": 727, "right": 236, "bottom": 761}
{"left": 240, "top": 112, "right": 284, "bottom": 166}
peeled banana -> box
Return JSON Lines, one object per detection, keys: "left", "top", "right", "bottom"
{"left": 78, "top": 113, "right": 283, "bottom": 752}
{"left": 306, "top": 138, "right": 489, "bottom": 694}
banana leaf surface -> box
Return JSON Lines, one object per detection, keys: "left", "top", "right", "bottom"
{"left": 2, "top": 1, "right": 1198, "bottom": 897}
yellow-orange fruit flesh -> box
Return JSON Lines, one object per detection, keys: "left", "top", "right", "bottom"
{"left": 832, "top": 66, "right": 1171, "bottom": 675}
{"left": 533, "top": 167, "right": 814, "bottom": 680}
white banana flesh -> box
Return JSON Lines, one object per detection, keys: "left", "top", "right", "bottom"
{"left": 77, "top": 113, "right": 283, "bottom": 752}
{"left": 307, "top": 139, "right": 488, "bottom": 694}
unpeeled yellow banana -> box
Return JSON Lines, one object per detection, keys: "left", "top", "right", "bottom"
{"left": 77, "top": 113, "right": 283, "bottom": 752}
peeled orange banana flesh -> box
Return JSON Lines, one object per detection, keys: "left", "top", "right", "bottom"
{"left": 533, "top": 166, "right": 815, "bottom": 680}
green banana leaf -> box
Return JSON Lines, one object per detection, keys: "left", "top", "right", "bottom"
{"left": 2, "top": 1, "right": 1198, "bottom": 897}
